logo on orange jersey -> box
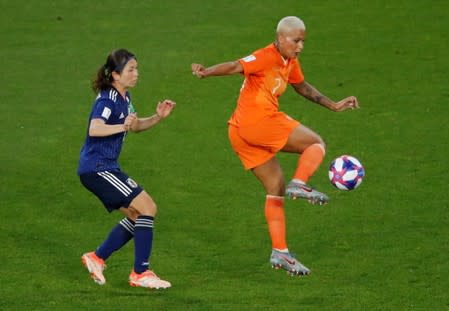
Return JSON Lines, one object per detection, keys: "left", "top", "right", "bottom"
{"left": 242, "top": 55, "right": 256, "bottom": 62}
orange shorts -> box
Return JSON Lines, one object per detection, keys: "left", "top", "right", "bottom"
{"left": 228, "top": 112, "right": 300, "bottom": 170}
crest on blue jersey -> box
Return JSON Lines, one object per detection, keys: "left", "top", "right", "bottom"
{"left": 126, "top": 178, "right": 138, "bottom": 188}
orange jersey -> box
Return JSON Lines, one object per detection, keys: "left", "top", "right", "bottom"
{"left": 228, "top": 43, "right": 304, "bottom": 127}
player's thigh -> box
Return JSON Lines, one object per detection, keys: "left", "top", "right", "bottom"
{"left": 282, "top": 124, "right": 325, "bottom": 154}
{"left": 239, "top": 113, "right": 298, "bottom": 150}
{"left": 229, "top": 125, "right": 275, "bottom": 170}
{"left": 80, "top": 170, "right": 143, "bottom": 213}
{"left": 251, "top": 157, "right": 285, "bottom": 196}
{"left": 128, "top": 190, "right": 157, "bottom": 217}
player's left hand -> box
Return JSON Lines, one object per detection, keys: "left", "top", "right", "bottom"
{"left": 156, "top": 99, "right": 176, "bottom": 118}
{"left": 334, "top": 96, "right": 359, "bottom": 112}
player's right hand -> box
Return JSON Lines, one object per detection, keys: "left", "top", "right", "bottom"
{"left": 191, "top": 63, "right": 206, "bottom": 78}
{"left": 157, "top": 100, "right": 176, "bottom": 118}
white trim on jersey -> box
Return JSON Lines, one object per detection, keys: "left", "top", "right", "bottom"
{"left": 97, "top": 171, "right": 132, "bottom": 196}
{"left": 109, "top": 89, "right": 118, "bottom": 102}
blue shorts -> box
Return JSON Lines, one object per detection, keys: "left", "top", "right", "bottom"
{"left": 80, "top": 170, "right": 143, "bottom": 212}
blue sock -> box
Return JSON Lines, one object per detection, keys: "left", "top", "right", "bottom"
{"left": 133, "top": 216, "right": 154, "bottom": 273}
{"left": 95, "top": 218, "right": 135, "bottom": 260}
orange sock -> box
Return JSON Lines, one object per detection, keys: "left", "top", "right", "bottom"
{"left": 293, "top": 143, "right": 325, "bottom": 183}
{"left": 264, "top": 195, "right": 287, "bottom": 250}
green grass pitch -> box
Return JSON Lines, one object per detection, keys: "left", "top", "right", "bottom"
{"left": 1, "top": 0, "right": 448, "bottom": 310}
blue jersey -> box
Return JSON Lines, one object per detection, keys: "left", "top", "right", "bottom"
{"left": 78, "top": 88, "right": 135, "bottom": 175}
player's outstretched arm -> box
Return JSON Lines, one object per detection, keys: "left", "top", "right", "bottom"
{"left": 191, "top": 61, "right": 243, "bottom": 78}
{"left": 291, "top": 81, "right": 359, "bottom": 112}
{"left": 130, "top": 100, "right": 176, "bottom": 133}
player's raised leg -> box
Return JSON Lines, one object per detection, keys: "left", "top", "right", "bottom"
{"left": 282, "top": 125, "right": 329, "bottom": 205}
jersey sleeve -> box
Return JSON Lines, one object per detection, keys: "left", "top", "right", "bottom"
{"left": 288, "top": 59, "right": 304, "bottom": 84}
{"left": 91, "top": 98, "right": 116, "bottom": 123}
{"left": 238, "top": 48, "right": 273, "bottom": 75}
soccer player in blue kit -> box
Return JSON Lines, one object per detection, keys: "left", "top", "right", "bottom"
{"left": 78, "top": 49, "right": 175, "bottom": 289}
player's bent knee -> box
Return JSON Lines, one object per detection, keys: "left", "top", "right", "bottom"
{"left": 130, "top": 191, "right": 158, "bottom": 217}
{"left": 120, "top": 207, "right": 139, "bottom": 221}
{"left": 315, "top": 141, "right": 326, "bottom": 154}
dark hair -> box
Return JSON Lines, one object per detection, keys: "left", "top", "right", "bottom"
{"left": 92, "top": 49, "right": 136, "bottom": 93}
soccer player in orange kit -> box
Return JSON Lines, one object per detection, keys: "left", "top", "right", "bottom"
{"left": 191, "top": 16, "right": 359, "bottom": 275}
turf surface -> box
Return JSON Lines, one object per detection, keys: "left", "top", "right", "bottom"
{"left": 1, "top": 0, "right": 448, "bottom": 310}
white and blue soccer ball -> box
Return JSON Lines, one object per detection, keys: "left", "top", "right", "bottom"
{"left": 328, "top": 155, "right": 365, "bottom": 190}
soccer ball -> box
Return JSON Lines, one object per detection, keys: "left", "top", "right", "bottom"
{"left": 328, "top": 155, "right": 365, "bottom": 190}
